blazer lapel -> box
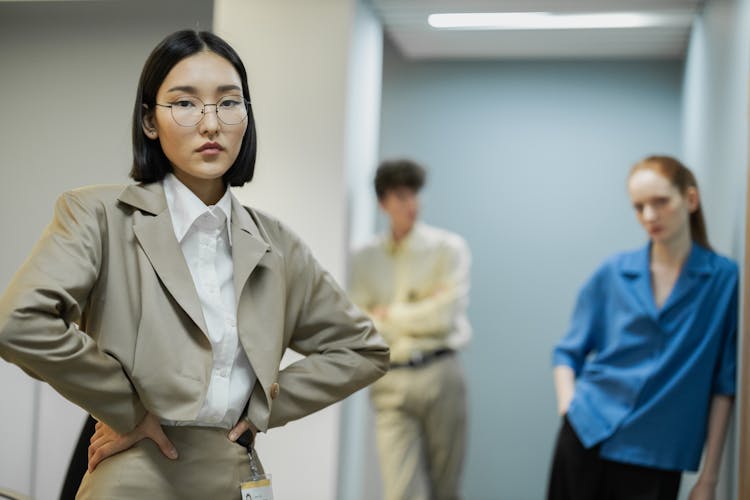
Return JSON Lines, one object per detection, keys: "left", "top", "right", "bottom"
{"left": 230, "top": 196, "right": 270, "bottom": 309}
{"left": 118, "top": 183, "right": 209, "bottom": 336}
{"left": 229, "top": 197, "right": 278, "bottom": 392}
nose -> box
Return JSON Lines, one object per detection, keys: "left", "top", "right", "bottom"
{"left": 200, "top": 104, "right": 220, "bottom": 135}
{"left": 642, "top": 204, "right": 657, "bottom": 221}
{"left": 405, "top": 196, "right": 419, "bottom": 214}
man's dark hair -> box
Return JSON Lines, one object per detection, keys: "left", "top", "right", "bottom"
{"left": 130, "top": 30, "right": 257, "bottom": 186}
{"left": 374, "top": 159, "right": 427, "bottom": 200}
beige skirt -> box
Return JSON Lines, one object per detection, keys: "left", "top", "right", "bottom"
{"left": 76, "top": 426, "right": 259, "bottom": 500}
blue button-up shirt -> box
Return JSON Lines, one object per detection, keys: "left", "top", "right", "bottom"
{"left": 553, "top": 242, "right": 737, "bottom": 471}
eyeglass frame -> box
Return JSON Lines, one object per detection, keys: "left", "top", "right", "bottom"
{"left": 154, "top": 94, "right": 251, "bottom": 127}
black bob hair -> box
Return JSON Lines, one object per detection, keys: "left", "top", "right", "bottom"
{"left": 130, "top": 30, "right": 257, "bottom": 186}
{"left": 374, "top": 159, "right": 427, "bottom": 200}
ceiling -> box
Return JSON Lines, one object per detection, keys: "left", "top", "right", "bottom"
{"left": 367, "top": 0, "right": 704, "bottom": 60}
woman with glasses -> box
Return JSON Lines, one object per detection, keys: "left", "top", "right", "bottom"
{"left": 0, "top": 30, "right": 389, "bottom": 499}
{"left": 548, "top": 156, "right": 737, "bottom": 500}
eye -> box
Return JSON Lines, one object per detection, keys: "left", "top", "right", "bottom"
{"left": 172, "top": 97, "right": 198, "bottom": 108}
{"left": 219, "top": 96, "right": 243, "bottom": 108}
{"left": 653, "top": 197, "right": 669, "bottom": 207}
{"left": 633, "top": 203, "right": 644, "bottom": 213}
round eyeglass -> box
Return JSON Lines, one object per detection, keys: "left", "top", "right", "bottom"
{"left": 155, "top": 95, "right": 249, "bottom": 127}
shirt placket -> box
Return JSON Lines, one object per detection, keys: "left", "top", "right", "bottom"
{"left": 392, "top": 245, "right": 417, "bottom": 357}
{"left": 198, "top": 224, "right": 230, "bottom": 422}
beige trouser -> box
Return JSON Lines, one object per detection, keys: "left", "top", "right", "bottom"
{"left": 76, "top": 426, "right": 261, "bottom": 499}
{"left": 370, "top": 354, "right": 467, "bottom": 500}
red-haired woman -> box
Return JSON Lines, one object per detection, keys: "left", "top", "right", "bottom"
{"left": 549, "top": 156, "right": 737, "bottom": 500}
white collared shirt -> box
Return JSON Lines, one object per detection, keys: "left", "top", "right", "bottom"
{"left": 161, "top": 173, "right": 255, "bottom": 428}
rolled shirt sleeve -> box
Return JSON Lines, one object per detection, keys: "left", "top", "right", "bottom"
{"left": 552, "top": 266, "right": 606, "bottom": 375}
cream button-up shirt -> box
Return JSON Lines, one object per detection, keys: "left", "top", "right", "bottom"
{"left": 350, "top": 223, "right": 472, "bottom": 363}
{"left": 162, "top": 173, "right": 255, "bottom": 428}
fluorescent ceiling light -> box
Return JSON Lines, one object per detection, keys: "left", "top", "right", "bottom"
{"left": 427, "top": 12, "right": 691, "bottom": 30}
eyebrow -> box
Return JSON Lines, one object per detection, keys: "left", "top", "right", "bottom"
{"left": 166, "top": 84, "right": 243, "bottom": 93}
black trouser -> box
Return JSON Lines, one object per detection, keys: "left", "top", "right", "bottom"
{"left": 59, "top": 415, "right": 96, "bottom": 500}
{"left": 547, "top": 416, "right": 681, "bottom": 500}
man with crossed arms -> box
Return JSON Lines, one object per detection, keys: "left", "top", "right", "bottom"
{"left": 350, "top": 159, "right": 472, "bottom": 500}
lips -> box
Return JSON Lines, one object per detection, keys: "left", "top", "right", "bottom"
{"left": 197, "top": 142, "right": 223, "bottom": 153}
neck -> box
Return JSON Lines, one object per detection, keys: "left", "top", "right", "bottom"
{"left": 651, "top": 230, "right": 692, "bottom": 268}
{"left": 174, "top": 173, "right": 226, "bottom": 206}
{"left": 391, "top": 223, "right": 414, "bottom": 244}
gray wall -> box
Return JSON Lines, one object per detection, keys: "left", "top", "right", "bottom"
{"left": 378, "top": 40, "right": 683, "bottom": 500}
{"left": 0, "top": 1, "right": 213, "bottom": 497}
{"left": 683, "top": 0, "right": 749, "bottom": 257}
{"left": 681, "top": 0, "right": 750, "bottom": 498}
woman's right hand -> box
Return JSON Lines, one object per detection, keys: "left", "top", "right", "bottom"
{"left": 553, "top": 365, "right": 576, "bottom": 416}
{"left": 87, "top": 412, "right": 178, "bottom": 472}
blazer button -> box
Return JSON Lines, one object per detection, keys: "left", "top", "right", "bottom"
{"left": 270, "top": 382, "right": 280, "bottom": 400}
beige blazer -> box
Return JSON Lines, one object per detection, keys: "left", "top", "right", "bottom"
{"left": 0, "top": 182, "right": 388, "bottom": 434}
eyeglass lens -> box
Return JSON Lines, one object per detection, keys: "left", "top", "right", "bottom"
{"left": 170, "top": 96, "right": 247, "bottom": 126}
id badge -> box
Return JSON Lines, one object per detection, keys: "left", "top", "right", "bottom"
{"left": 240, "top": 475, "right": 273, "bottom": 500}
{"left": 240, "top": 444, "right": 273, "bottom": 500}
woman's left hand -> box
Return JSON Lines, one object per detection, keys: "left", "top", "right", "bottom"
{"left": 228, "top": 418, "right": 258, "bottom": 443}
{"left": 688, "top": 479, "right": 717, "bottom": 500}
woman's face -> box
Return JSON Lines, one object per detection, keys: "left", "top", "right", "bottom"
{"left": 627, "top": 167, "right": 698, "bottom": 245}
{"left": 145, "top": 51, "right": 247, "bottom": 193}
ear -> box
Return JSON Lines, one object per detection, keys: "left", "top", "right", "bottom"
{"left": 685, "top": 186, "right": 700, "bottom": 213}
{"left": 141, "top": 104, "right": 158, "bottom": 139}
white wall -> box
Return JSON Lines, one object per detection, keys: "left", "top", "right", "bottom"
{"left": 681, "top": 0, "right": 750, "bottom": 498}
{"left": 0, "top": 1, "right": 213, "bottom": 497}
{"left": 338, "top": 3, "right": 383, "bottom": 499}
{"left": 213, "top": 1, "right": 382, "bottom": 499}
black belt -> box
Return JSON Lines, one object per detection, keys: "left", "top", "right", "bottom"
{"left": 390, "top": 348, "right": 454, "bottom": 369}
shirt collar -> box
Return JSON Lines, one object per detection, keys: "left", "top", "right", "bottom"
{"left": 382, "top": 223, "right": 422, "bottom": 255}
{"left": 162, "top": 173, "right": 234, "bottom": 245}
{"left": 620, "top": 241, "right": 713, "bottom": 277}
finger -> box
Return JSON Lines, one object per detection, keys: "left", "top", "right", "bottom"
{"left": 90, "top": 424, "right": 118, "bottom": 444}
{"left": 88, "top": 433, "right": 114, "bottom": 460}
{"left": 88, "top": 436, "right": 118, "bottom": 468}
{"left": 90, "top": 428, "right": 111, "bottom": 444}
{"left": 148, "top": 426, "right": 178, "bottom": 460}
{"left": 228, "top": 419, "right": 250, "bottom": 441}
{"left": 88, "top": 441, "right": 123, "bottom": 472}
{"left": 89, "top": 426, "right": 111, "bottom": 443}
{"left": 88, "top": 446, "right": 107, "bottom": 472}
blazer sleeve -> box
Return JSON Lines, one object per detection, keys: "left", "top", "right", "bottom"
{"left": 0, "top": 191, "right": 145, "bottom": 433}
{"left": 267, "top": 228, "right": 390, "bottom": 429}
